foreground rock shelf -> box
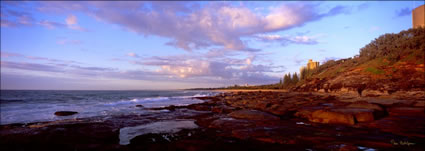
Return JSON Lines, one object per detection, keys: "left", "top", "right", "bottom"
{"left": 1, "top": 91, "right": 424, "bottom": 151}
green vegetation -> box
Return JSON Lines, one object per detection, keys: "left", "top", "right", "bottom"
{"left": 188, "top": 27, "right": 425, "bottom": 90}
{"left": 365, "top": 67, "right": 384, "bottom": 75}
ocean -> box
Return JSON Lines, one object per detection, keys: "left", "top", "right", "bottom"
{"left": 0, "top": 90, "right": 217, "bottom": 125}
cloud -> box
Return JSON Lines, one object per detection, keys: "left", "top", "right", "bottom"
{"left": 65, "top": 15, "right": 77, "bottom": 25}
{"left": 56, "top": 39, "right": 82, "bottom": 45}
{"left": 35, "top": 1, "right": 348, "bottom": 52}
{"left": 65, "top": 14, "right": 86, "bottom": 31}
{"left": 1, "top": 51, "right": 23, "bottom": 57}
{"left": 127, "top": 52, "right": 140, "bottom": 58}
{"left": 321, "top": 57, "right": 341, "bottom": 63}
{"left": 139, "top": 53, "right": 284, "bottom": 84}
{"left": 395, "top": 7, "right": 411, "bottom": 17}
{"left": 38, "top": 20, "right": 66, "bottom": 29}
{"left": 255, "top": 34, "right": 319, "bottom": 45}
{"left": 1, "top": 3, "right": 87, "bottom": 31}
{"left": 1, "top": 51, "right": 82, "bottom": 64}
{"left": 0, "top": 9, "right": 35, "bottom": 27}
{"left": 1, "top": 61, "right": 64, "bottom": 72}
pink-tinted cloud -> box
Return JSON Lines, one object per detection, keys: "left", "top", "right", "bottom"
{"left": 139, "top": 53, "right": 284, "bottom": 84}
{"left": 65, "top": 14, "right": 86, "bottom": 31}
{"left": 1, "top": 51, "right": 82, "bottom": 64}
{"left": 1, "top": 4, "right": 87, "bottom": 31}
{"left": 0, "top": 9, "right": 35, "bottom": 27}
{"left": 1, "top": 51, "right": 23, "bottom": 57}
{"left": 35, "top": 1, "right": 348, "bottom": 51}
{"left": 255, "top": 34, "right": 320, "bottom": 45}
{"left": 127, "top": 52, "right": 140, "bottom": 58}
{"left": 56, "top": 39, "right": 82, "bottom": 45}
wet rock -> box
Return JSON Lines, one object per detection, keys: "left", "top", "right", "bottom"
{"left": 413, "top": 100, "right": 425, "bottom": 107}
{"left": 346, "top": 101, "right": 384, "bottom": 111}
{"left": 295, "top": 106, "right": 324, "bottom": 119}
{"left": 119, "top": 120, "right": 198, "bottom": 145}
{"left": 187, "top": 104, "right": 210, "bottom": 111}
{"left": 321, "top": 143, "right": 359, "bottom": 151}
{"left": 330, "top": 108, "right": 375, "bottom": 123}
{"left": 135, "top": 104, "right": 144, "bottom": 107}
{"left": 54, "top": 111, "right": 78, "bottom": 116}
{"left": 387, "top": 107, "right": 425, "bottom": 116}
{"left": 228, "top": 109, "right": 280, "bottom": 120}
{"left": 208, "top": 118, "right": 252, "bottom": 129}
{"left": 211, "top": 105, "right": 235, "bottom": 114}
{"left": 346, "top": 101, "right": 387, "bottom": 119}
{"left": 266, "top": 104, "right": 290, "bottom": 116}
{"left": 310, "top": 110, "right": 355, "bottom": 125}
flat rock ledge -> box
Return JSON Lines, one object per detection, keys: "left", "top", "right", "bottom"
{"left": 54, "top": 111, "right": 78, "bottom": 116}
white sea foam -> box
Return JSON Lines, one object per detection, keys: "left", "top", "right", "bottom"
{"left": 0, "top": 91, "right": 217, "bottom": 125}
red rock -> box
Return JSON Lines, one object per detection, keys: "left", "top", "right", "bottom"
{"left": 310, "top": 110, "right": 355, "bottom": 125}
{"left": 211, "top": 105, "right": 235, "bottom": 114}
{"left": 331, "top": 108, "right": 375, "bottom": 123}
{"left": 387, "top": 107, "right": 425, "bottom": 116}
{"left": 187, "top": 104, "right": 210, "bottom": 111}
{"left": 295, "top": 106, "right": 324, "bottom": 119}
{"left": 346, "top": 102, "right": 383, "bottom": 111}
{"left": 228, "top": 109, "right": 280, "bottom": 120}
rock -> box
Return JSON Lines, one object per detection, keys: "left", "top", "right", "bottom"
{"left": 295, "top": 106, "right": 324, "bottom": 119}
{"left": 266, "top": 104, "right": 290, "bottom": 116}
{"left": 346, "top": 102, "right": 383, "bottom": 111}
{"left": 413, "top": 101, "right": 425, "bottom": 107}
{"left": 187, "top": 104, "right": 210, "bottom": 111}
{"left": 208, "top": 118, "right": 252, "bottom": 129}
{"left": 309, "top": 110, "right": 355, "bottom": 125}
{"left": 330, "top": 108, "right": 375, "bottom": 123}
{"left": 119, "top": 120, "right": 198, "bottom": 145}
{"left": 135, "top": 104, "right": 144, "bottom": 107}
{"left": 228, "top": 109, "right": 280, "bottom": 120}
{"left": 387, "top": 107, "right": 425, "bottom": 116}
{"left": 54, "top": 111, "right": 78, "bottom": 116}
{"left": 211, "top": 105, "right": 235, "bottom": 114}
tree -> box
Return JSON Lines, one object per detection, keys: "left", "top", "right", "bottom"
{"left": 292, "top": 72, "right": 299, "bottom": 84}
{"left": 283, "top": 73, "right": 291, "bottom": 87}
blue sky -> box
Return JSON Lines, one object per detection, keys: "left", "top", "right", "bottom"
{"left": 1, "top": 1, "right": 423, "bottom": 90}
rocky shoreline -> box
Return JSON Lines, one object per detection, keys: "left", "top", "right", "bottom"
{"left": 1, "top": 91, "right": 424, "bottom": 151}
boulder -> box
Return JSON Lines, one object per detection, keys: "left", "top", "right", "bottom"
{"left": 294, "top": 106, "right": 324, "bottom": 119}
{"left": 310, "top": 110, "right": 355, "bottom": 125}
{"left": 228, "top": 109, "right": 280, "bottom": 120}
{"left": 330, "top": 108, "right": 375, "bottom": 123}
{"left": 54, "top": 111, "right": 78, "bottom": 116}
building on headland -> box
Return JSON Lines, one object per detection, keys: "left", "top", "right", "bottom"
{"left": 299, "top": 59, "right": 320, "bottom": 73}
{"left": 412, "top": 5, "right": 425, "bottom": 28}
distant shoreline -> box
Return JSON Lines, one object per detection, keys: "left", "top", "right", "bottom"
{"left": 208, "top": 89, "right": 289, "bottom": 92}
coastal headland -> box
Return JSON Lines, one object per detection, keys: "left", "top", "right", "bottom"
{"left": 1, "top": 90, "right": 424, "bottom": 151}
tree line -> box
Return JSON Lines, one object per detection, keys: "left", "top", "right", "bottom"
{"left": 279, "top": 67, "right": 315, "bottom": 89}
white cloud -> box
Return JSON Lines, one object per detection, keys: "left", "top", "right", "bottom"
{"left": 35, "top": 2, "right": 347, "bottom": 51}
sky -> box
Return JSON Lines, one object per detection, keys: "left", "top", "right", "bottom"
{"left": 1, "top": 1, "right": 423, "bottom": 90}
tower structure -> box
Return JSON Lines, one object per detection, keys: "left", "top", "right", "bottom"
{"left": 299, "top": 59, "right": 320, "bottom": 74}
{"left": 412, "top": 5, "right": 425, "bottom": 28}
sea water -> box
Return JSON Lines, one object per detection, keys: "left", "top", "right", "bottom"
{"left": 0, "top": 90, "right": 217, "bottom": 125}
